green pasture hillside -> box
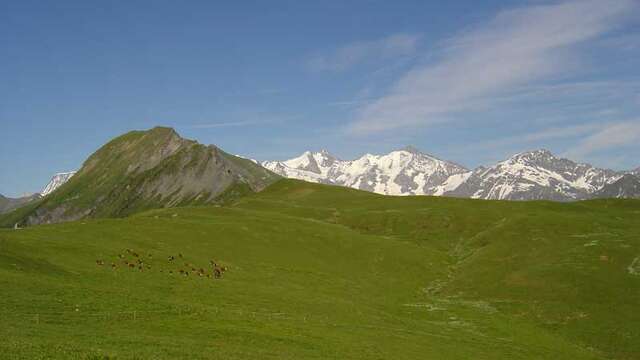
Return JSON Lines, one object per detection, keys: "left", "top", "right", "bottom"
{"left": 0, "top": 179, "right": 638, "bottom": 359}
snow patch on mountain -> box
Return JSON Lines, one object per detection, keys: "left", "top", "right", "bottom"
{"left": 41, "top": 171, "right": 77, "bottom": 196}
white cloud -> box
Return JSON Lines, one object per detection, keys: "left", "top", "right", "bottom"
{"left": 347, "top": 0, "right": 637, "bottom": 134}
{"left": 183, "top": 115, "right": 301, "bottom": 129}
{"left": 564, "top": 120, "right": 640, "bottom": 158}
{"left": 308, "top": 33, "right": 420, "bottom": 72}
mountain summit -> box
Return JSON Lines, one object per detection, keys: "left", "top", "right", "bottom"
{"left": 6, "top": 127, "right": 279, "bottom": 226}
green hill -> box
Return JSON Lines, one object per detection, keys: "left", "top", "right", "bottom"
{"left": 0, "top": 127, "right": 279, "bottom": 227}
{"left": 1, "top": 179, "right": 638, "bottom": 359}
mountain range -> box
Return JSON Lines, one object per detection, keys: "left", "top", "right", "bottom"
{"left": 262, "top": 148, "right": 639, "bottom": 201}
{"left": 2, "top": 130, "right": 639, "bottom": 220}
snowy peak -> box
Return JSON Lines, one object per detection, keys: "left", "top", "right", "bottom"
{"left": 444, "top": 149, "right": 621, "bottom": 201}
{"left": 282, "top": 150, "right": 340, "bottom": 174}
{"left": 507, "top": 149, "right": 558, "bottom": 166}
{"left": 41, "top": 171, "right": 77, "bottom": 196}
{"left": 262, "top": 147, "right": 468, "bottom": 196}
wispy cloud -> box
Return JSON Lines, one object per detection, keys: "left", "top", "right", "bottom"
{"left": 465, "top": 122, "right": 606, "bottom": 153}
{"left": 347, "top": 0, "right": 637, "bottom": 134}
{"left": 183, "top": 116, "right": 299, "bottom": 129}
{"left": 308, "top": 33, "right": 420, "bottom": 72}
{"left": 564, "top": 120, "right": 640, "bottom": 159}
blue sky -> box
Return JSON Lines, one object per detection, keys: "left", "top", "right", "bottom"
{"left": 1, "top": 0, "right": 639, "bottom": 197}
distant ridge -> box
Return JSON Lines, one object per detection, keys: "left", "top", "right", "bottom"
{"left": 0, "top": 193, "right": 40, "bottom": 214}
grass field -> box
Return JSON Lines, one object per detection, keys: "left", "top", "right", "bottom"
{"left": 1, "top": 179, "right": 638, "bottom": 359}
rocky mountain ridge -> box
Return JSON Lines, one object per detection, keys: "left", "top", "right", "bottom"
{"left": 0, "top": 193, "right": 41, "bottom": 214}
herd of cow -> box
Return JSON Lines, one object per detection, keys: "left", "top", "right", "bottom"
{"left": 96, "top": 249, "right": 228, "bottom": 279}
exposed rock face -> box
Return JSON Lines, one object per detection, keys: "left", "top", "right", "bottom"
{"left": 593, "top": 174, "right": 640, "bottom": 199}
{"left": 8, "top": 127, "right": 280, "bottom": 226}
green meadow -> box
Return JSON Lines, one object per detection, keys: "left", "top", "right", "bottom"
{"left": 1, "top": 180, "right": 638, "bottom": 359}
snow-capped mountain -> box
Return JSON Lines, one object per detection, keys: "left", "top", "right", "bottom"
{"left": 41, "top": 171, "right": 76, "bottom": 196}
{"left": 443, "top": 150, "right": 621, "bottom": 201}
{"left": 262, "top": 147, "right": 468, "bottom": 196}
{"left": 263, "top": 148, "right": 629, "bottom": 201}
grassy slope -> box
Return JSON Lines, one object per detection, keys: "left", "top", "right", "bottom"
{"left": 0, "top": 179, "right": 637, "bottom": 359}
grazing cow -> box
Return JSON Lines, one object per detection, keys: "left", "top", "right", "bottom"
{"left": 178, "top": 253, "right": 183, "bottom": 259}
{"left": 168, "top": 256, "right": 175, "bottom": 262}
{"left": 96, "top": 260, "right": 104, "bottom": 266}
{"left": 118, "top": 254, "right": 124, "bottom": 259}
{"left": 133, "top": 252, "right": 139, "bottom": 258}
